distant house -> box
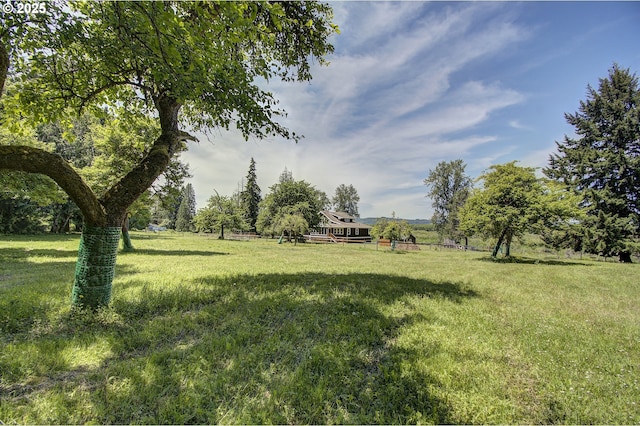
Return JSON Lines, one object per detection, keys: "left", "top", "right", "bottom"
{"left": 306, "top": 211, "right": 372, "bottom": 243}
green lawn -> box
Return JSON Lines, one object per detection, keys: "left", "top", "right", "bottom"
{"left": 1, "top": 232, "right": 638, "bottom": 424}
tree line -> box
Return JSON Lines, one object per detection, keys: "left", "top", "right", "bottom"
{"left": 189, "top": 162, "right": 362, "bottom": 242}
{"left": 424, "top": 65, "right": 639, "bottom": 263}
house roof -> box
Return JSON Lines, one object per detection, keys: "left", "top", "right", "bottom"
{"left": 319, "top": 211, "right": 372, "bottom": 229}
{"left": 328, "top": 211, "right": 354, "bottom": 220}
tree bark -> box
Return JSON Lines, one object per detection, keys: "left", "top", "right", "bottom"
{"left": 0, "top": 42, "right": 8, "bottom": 97}
{"left": 492, "top": 228, "right": 508, "bottom": 258}
{"left": 101, "top": 96, "right": 193, "bottom": 224}
{"left": 0, "top": 146, "right": 107, "bottom": 226}
{"left": 121, "top": 215, "right": 134, "bottom": 251}
{"left": 505, "top": 233, "right": 513, "bottom": 257}
{"left": 0, "top": 94, "right": 194, "bottom": 308}
{"left": 619, "top": 251, "right": 633, "bottom": 263}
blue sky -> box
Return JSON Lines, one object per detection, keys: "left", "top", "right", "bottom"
{"left": 183, "top": 1, "right": 640, "bottom": 219}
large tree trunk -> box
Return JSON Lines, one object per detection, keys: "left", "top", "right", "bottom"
{"left": 504, "top": 233, "right": 513, "bottom": 257}
{"left": 0, "top": 95, "right": 192, "bottom": 309}
{"left": 492, "top": 228, "right": 508, "bottom": 258}
{"left": 121, "top": 215, "right": 134, "bottom": 251}
{"left": 619, "top": 251, "right": 633, "bottom": 263}
{"left": 71, "top": 226, "right": 121, "bottom": 309}
{"left": 0, "top": 146, "right": 108, "bottom": 225}
{"left": 0, "top": 42, "right": 8, "bottom": 97}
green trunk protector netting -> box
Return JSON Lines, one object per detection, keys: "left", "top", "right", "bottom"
{"left": 71, "top": 226, "right": 121, "bottom": 308}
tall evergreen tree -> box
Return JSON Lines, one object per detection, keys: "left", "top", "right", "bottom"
{"left": 545, "top": 64, "right": 640, "bottom": 262}
{"left": 175, "top": 183, "right": 196, "bottom": 232}
{"left": 240, "top": 158, "right": 261, "bottom": 232}
{"left": 332, "top": 184, "right": 360, "bottom": 217}
{"left": 279, "top": 167, "right": 294, "bottom": 183}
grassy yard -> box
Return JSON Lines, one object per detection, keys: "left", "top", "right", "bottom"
{"left": 1, "top": 232, "right": 638, "bottom": 424}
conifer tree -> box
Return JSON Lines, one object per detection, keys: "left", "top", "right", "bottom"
{"left": 240, "top": 158, "right": 261, "bottom": 232}
{"left": 175, "top": 183, "right": 196, "bottom": 232}
{"left": 545, "top": 65, "right": 640, "bottom": 262}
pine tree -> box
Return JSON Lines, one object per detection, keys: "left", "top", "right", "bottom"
{"left": 175, "top": 184, "right": 196, "bottom": 232}
{"left": 240, "top": 158, "right": 261, "bottom": 232}
{"left": 279, "top": 167, "right": 294, "bottom": 183}
{"left": 545, "top": 64, "right": 640, "bottom": 262}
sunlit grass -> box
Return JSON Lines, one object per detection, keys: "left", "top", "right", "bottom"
{"left": 1, "top": 232, "right": 639, "bottom": 424}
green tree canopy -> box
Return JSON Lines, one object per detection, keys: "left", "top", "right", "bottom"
{"left": 545, "top": 64, "right": 640, "bottom": 262}
{"left": 0, "top": 1, "right": 337, "bottom": 308}
{"left": 175, "top": 183, "right": 196, "bottom": 232}
{"left": 194, "top": 191, "right": 246, "bottom": 239}
{"left": 460, "top": 162, "right": 580, "bottom": 258}
{"left": 277, "top": 213, "right": 309, "bottom": 244}
{"left": 332, "top": 184, "right": 360, "bottom": 217}
{"left": 257, "top": 176, "right": 326, "bottom": 237}
{"left": 424, "top": 159, "right": 472, "bottom": 243}
{"left": 371, "top": 218, "right": 413, "bottom": 242}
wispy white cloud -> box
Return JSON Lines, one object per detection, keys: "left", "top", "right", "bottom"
{"left": 508, "top": 120, "right": 531, "bottom": 130}
{"left": 183, "top": 2, "right": 533, "bottom": 218}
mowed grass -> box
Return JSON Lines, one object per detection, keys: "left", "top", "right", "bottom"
{"left": 0, "top": 233, "right": 638, "bottom": 424}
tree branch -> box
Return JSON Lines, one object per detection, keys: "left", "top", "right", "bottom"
{"left": 0, "top": 41, "right": 8, "bottom": 98}
{"left": 100, "top": 129, "right": 195, "bottom": 220}
{"left": 0, "top": 145, "right": 107, "bottom": 226}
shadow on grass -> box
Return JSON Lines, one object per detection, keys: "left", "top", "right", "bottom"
{"left": 476, "top": 255, "right": 591, "bottom": 266}
{"left": 0, "top": 247, "right": 79, "bottom": 259}
{"left": 118, "top": 248, "right": 230, "bottom": 257}
{"left": 0, "top": 261, "right": 140, "bottom": 336}
{"left": 1, "top": 272, "right": 477, "bottom": 424}
{"left": 0, "top": 246, "right": 229, "bottom": 262}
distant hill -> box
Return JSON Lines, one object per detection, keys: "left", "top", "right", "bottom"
{"left": 359, "top": 217, "right": 431, "bottom": 226}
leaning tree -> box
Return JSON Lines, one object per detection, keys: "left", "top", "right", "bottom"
{"left": 0, "top": 1, "right": 337, "bottom": 308}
